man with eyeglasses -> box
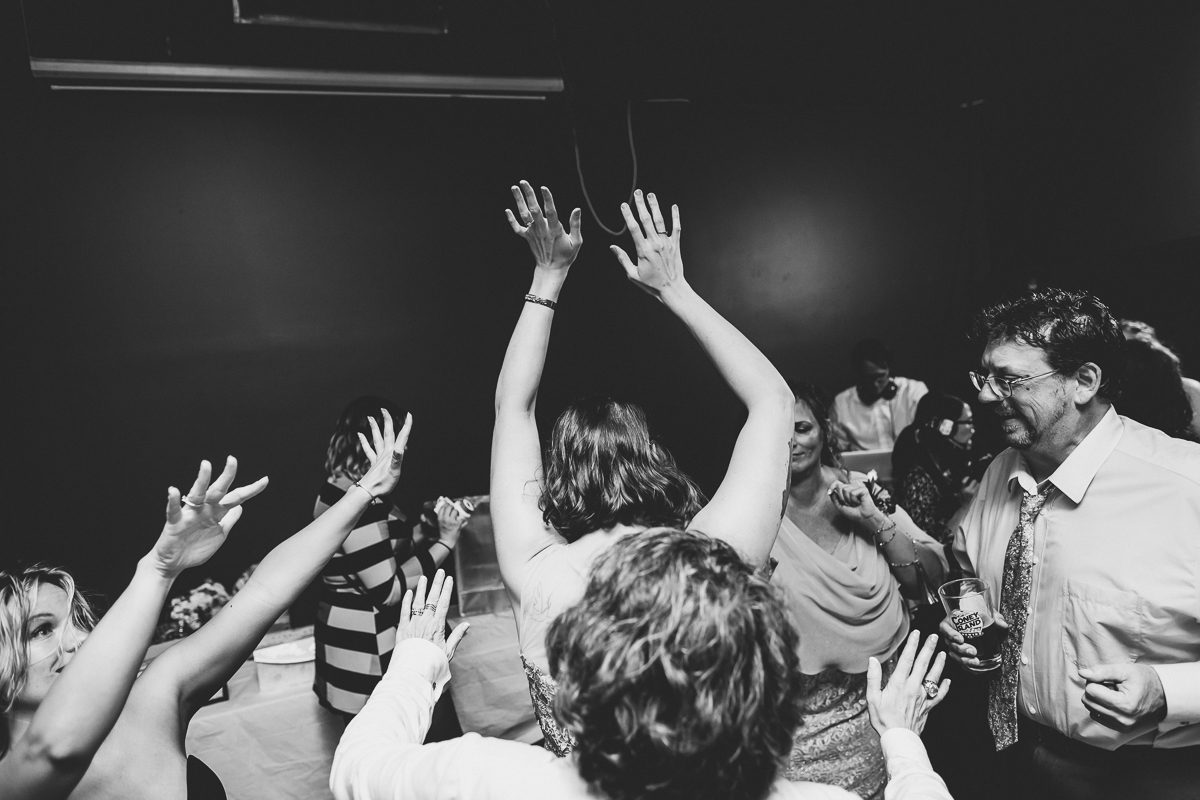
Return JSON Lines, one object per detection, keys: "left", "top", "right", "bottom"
{"left": 939, "top": 288, "right": 1200, "bottom": 799}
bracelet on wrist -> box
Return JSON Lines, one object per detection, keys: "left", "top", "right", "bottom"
{"left": 524, "top": 293, "right": 557, "bottom": 311}
{"left": 885, "top": 534, "right": 922, "bottom": 569}
{"left": 872, "top": 516, "right": 898, "bottom": 546}
{"left": 351, "top": 482, "right": 380, "bottom": 504}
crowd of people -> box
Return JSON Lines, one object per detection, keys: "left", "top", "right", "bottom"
{"left": 2, "top": 181, "right": 1198, "bottom": 800}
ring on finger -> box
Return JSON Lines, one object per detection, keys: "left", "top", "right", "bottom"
{"left": 412, "top": 608, "right": 424, "bottom": 616}
{"left": 423, "top": 603, "right": 438, "bottom": 612}
{"left": 181, "top": 497, "right": 203, "bottom": 509}
{"left": 922, "top": 680, "right": 939, "bottom": 699}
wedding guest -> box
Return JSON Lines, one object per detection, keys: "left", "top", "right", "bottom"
{"left": 491, "top": 183, "right": 793, "bottom": 755}
{"left": 831, "top": 339, "right": 928, "bottom": 451}
{"left": 942, "top": 289, "right": 1200, "bottom": 799}
{"left": 314, "top": 396, "right": 469, "bottom": 721}
{"left": 2, "top": 409, "right": 411, "bottom": 800}
{"left": 0, "top": 459, "right": 266, "bottom": 800}
{"left": 331, "top": 530, "right": 955, "bottom": 800}
{"left": 773, "top": 382, "right": 947, "bottom": 798}
{"left": 1118, "top": 320, "right": 1199, "bottom": 441}
{"left": 892, "top": 392, "right": 992, "bottom": 546}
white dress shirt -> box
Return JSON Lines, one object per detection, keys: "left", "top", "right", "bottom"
{"left": 331, "top": 639, "right": 952, "bottom": 800}
{"left": 832, "top": 377, "right": 929, "bottom": 451}
{"left": 953, "top": 408, "right": 1200, "bottom": 749}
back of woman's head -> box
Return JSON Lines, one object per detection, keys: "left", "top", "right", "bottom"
{"left": 545, "top": 529, "right": 803, "bottom": 800}
{"left": 541, "top": 398, "right": 704, "bottom": 542}
{"left": 1118, "top": 338, "right": 1196, "bottom": 441}
{"left": 325, "top": 396, "right": 408, "bottom": 481}
{"left": 0, "top": 566, "right": 96, "bottom": 754}
{"left": 912, "top": 392, "right": 967, "bottom": 430}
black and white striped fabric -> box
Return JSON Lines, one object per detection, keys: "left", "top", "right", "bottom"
{"left": 312, "top": 480, "right": 412, "bottom": 714}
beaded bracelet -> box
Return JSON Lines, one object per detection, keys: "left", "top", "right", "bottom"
{"left": 525, "top": 293, "right": 557, "bottom": 310}
{"left": 873, "top": 517, "right": 898, "bottom": 546}
{"left": 885, "top": 534, "right": 922, "bottom": 569}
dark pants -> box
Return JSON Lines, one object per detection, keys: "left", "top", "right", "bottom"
{"left": 1020, "top": 719, "right": 1200, "bottom": 800}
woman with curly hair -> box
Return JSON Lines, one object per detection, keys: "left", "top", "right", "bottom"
{"left": 490, "top": 183, "right": 794, "bottom": 753}
{"left": 332, "top": 529, "right": 955, "bottom": 800}
{"left": 772, "top": 382, "right": 947, "bottom": 798}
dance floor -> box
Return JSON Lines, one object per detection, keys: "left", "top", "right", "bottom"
{"left": 185, "top": 608, "right": 536, "bottom": 800}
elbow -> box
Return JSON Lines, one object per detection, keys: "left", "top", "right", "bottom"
{"left": 18, "top": 730, "right": 94, "bottom": 779}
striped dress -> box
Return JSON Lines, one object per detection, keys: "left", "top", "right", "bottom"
{"left": 312, "top": 479, "right": 413, "bottom": 714}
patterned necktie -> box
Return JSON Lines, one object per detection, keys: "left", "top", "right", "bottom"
{"left": 988, "top": 481, "right": 1055, "bottom": 751}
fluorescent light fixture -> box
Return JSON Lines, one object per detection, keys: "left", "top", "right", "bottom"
{"left": 29, "top": 59, "right": 564, "bottom": 96}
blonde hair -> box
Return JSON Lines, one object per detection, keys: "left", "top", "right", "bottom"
{"left": 0, "top": 566, "right": 97, "bottom": 755}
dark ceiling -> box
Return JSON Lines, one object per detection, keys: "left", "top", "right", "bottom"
{"left": 18, "top": 1, "right": 1200, "bottom": 107}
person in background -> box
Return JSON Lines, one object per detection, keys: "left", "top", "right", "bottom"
{"left": 331, "top": 530, "right": 956, "bottom": 800}
{"left": 314, "top": 396, "right": 470, "bottom": 727}
{"left": 773, "top": 382, "right": 947, "bottom": 799}
{"left": 491, "top": 184, "right": 793, "bottom": 755}
{"left": 942, "top": 289, "right": 1200, "bottom": 800}
{"left": 2, "top": 409, "right": 410, "bottom": 800}
{"left": 0, "top": 459, "right": 266, "bottom": 800}
{"left": 1118, "top": 320, "right": 1200, "bottom": 441}
{"left": 831, "top": 339, "right": 928, "bottom": 451}
{"left": 892, "top": 392, "right": 992, "bottom": 547}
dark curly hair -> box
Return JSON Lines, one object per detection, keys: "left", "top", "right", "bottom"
{"left": 540, "top": 398, "right": 705, "bottom": 543}
{"left": 546, "top": 529, "right": 803, "bottom": 800}
{"left": 324, "top": 396, "right": 408, "bottom": 481}
{"left": 788, "top": 381, "right": 841, "bottom": 468}
{"left": 973, "top": 288, "right": 1126, "bottom": 400}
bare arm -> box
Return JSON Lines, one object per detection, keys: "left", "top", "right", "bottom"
{"left": 610, "top": 192, "right": 793, "bottom": 568}
{"left": 0, "top": 459, "right": 266, "bottom": 800}
{"left": 144, "top": 412, "right": 413, "bottom": 717}
{"left": 491, "top": 182, "right": 582, "bottom": 600}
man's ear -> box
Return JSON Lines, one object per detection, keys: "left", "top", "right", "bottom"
{"left": 1074, "top": 362, "right": 1103, "bottom": 405}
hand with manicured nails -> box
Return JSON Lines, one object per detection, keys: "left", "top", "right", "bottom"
{"left": 152, "top": 457, "right": 269, "bottom": 580}
{"left": 397, "top": 570, "right": 470, "bottom": 661}
{"left": 609, "top": 190, "right": 686, "bottom": 301}
{"left": 1079, "top": 663, "right": 1167, "bottom": 731}
{"left": 828, "top": 479, "right": 887, "bottom": 530}
{"left": 867, "top": 632, "right": 951, "bottom": 737}
{"left": 506, "top": 181, "right": 582, "bottom": 272}
{"left": 354, "top": 409, "right": 414, "bottom": 500}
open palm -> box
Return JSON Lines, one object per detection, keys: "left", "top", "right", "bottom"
{"left": 506, "top": 180, "right": 582, "bottom": 272}
{"left": 152, "top": 456, "right": 269, "bottom": 579}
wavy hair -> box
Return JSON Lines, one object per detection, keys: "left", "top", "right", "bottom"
{"left": 1, "top": 565, "right": 97, "bottom": 756}
{"left": 324, "top": 396, "right": 408, "bottom": 481}
{"left": 540, "top": 398, "right": 705, "bottom": 543}
{"left": 546, "top": 529, "right": 803, "bottom": 800}
{"left": 788, "top": 381, "right": 841, "bottom": 468}
{"left": 974, "top": 288, "right": 1126, "bottom": 400}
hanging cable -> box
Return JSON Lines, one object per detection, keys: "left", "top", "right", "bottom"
{"left": 543, "top": 0, "right": 637, "bottom": 236}
{"left": 573, "top": 101, "right": 637, "bottom": 236}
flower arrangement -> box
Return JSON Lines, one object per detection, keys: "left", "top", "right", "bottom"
{"left": 153, "top": 579, "right": 231, "bottom": 643}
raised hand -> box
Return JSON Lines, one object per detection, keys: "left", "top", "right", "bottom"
{"left": 434, "top": 499, "right": 471, "bottom": 549}
{"left": 867, "top": 631, "right": 950, "bottom": 737}
{"left": 152, "top": 456, "right": 269, "bottom": 579}
{"left": 828, "top": 479, "right": 886, "bottom": 528}
{"left": 609, "top": 189, "right": 686, "bottom": 301}
{"left": 396, "top": 569, "right": 470, "bottom": 660}
{"left": 355, "top": 409, "right": 414, "bottom": 500}
{"left": 506, "top": 181, "right": 582, "bottom": 272}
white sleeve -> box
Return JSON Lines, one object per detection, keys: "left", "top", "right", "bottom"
{"left": 330, "top": 639, "right": 555, "bottom": 800}
{"left": 880, "top": 729, "right": 953, "bottom": 800}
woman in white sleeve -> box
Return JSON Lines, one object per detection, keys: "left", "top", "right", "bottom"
{"left": 332, "top": 528, "right": 955, "bottom": 800}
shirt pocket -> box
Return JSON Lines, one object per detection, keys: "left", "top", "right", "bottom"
{"left": 1061, "top": 579, "right": 1145, "bottom": 670}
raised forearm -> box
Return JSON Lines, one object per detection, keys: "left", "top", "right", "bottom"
{"left": 494, "top": 268, "right": 567, "bottom": 416}
{"left": 660, "top": 282, "right": 792, "bottom": 410}
{"left": 863, "top": 514, "right": 945, "bottom": 598}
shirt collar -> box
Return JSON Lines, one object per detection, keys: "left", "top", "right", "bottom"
{"left": 1006, "top": 406, "right": 1123, "bottom": 503}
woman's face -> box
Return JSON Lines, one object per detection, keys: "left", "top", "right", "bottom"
{"left": 791, "top": 400, "right": 824, "bottom": 476}
{"left": 13, "top": 583, "right": 88, "bottom": 711}
{"left": 952, "top": 403, "right": 975, "bottom": 447}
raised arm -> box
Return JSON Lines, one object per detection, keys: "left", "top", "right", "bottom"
{"left": 0, "top": 459, "right": 266, "bottom": 800}
{"left": 144, "top": 411, "right": 413, "bottom": 718}
{"left": 610, "top": 191, "right": 793, "bottom": 568}
{"left": 491, "top": 182, "right": 582, "bottom": 599}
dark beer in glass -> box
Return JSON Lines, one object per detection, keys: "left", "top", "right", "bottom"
{"left": 938, "top": 578, "right": 1001, "bottom": 672}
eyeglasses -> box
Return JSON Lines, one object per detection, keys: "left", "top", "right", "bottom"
{"left": 968, "top": 369, "right": 1058, "bottom": 399}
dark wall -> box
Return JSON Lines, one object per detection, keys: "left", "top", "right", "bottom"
{"left": 3, "top": 7, "right": 1199, "bottom": 605}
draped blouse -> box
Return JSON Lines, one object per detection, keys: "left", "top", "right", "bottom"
{"left": 770, "top": 513, "right": 912, "bottom": 675}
